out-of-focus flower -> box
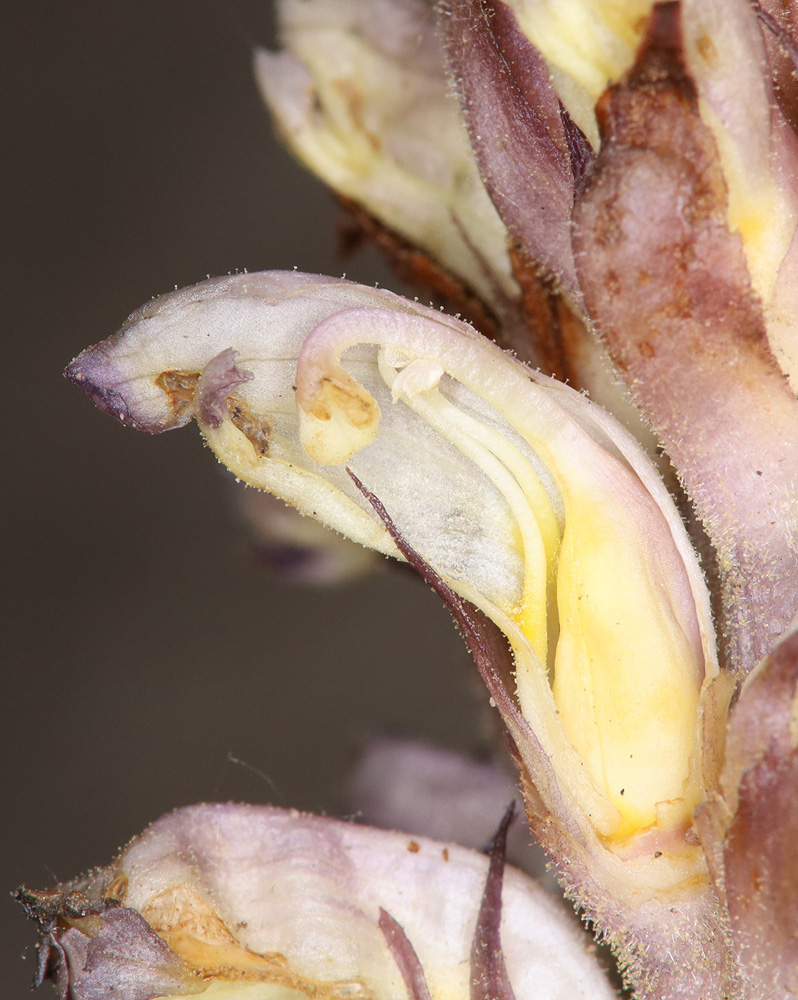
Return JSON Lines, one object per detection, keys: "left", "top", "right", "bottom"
{"left": 347, "top": 736, "right": 544, "bottom": 875}
{"left": 236, "top": 488, "right": 378, "bottom": 584}
{"left": 23, "top": 1, "right": 798, "bottom": 998}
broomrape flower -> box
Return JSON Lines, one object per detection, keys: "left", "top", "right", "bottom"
{"left": 21, "top": 1, "right": 798, "bottom": 999}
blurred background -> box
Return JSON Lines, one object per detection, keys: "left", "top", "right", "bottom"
{"left": 3, "top": 4, "right": 494, "bottom": 994}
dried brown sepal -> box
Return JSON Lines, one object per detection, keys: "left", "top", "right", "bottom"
{"left": 153, "top": 371, "right": 201, "bottom": 423}
{"left": 572, "top": 1, "right": 798, "bottom": 675}
{"left": 507, "top": 243, "right": 591, "bottom": 383}
{"left": 227, "top": 397, "right": 271, "bottom": 456}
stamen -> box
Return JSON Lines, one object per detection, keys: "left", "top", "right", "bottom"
{"left": 379, "top": 349, "right": 561, "bottom": 666}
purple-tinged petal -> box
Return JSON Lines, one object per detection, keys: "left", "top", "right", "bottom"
{"left": 17, "top": 890, "right": 201, "bottom": 1000}
{"left": 195, "top": 348, "right": 252, "bottom": 429}
{"left": 440, "top": 0, "right": 577, "bottom": 297}
{"left": 470, "top": 806, "right": 517, "bottom": 1000}
{"left": 572, "top": 3, "right": 798, "bottom": 674}
{"left": 347, "top": 736, "right": 546, "bottom": 877}
{"left": 65, "top": 910, "right": 202, "bottom": 1000}
{"left": 64, "top": 271, "right": 410, "bottom": 437}
{"left": 66, "top": 343, "right": 151, "bottom": 431}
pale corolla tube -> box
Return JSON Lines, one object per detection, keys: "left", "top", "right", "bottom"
{"left": 67, "top": 271, "right": 724, "bottom": 881}
{"left": 24, "top": 1, "right": 798, "bottom": 998}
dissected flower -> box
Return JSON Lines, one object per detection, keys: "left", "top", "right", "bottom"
{"left": 18, "top": 806, "right": 616, "bottom": 1000}
{"left": 24, "top": 1, "right": 798, "bottom": 998}
{"left": 66, "top": 268, "right": 730, "bottom": 993}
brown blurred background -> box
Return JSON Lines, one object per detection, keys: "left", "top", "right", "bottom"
{"left": 3, "top": 4, "right": 485, "bottom": 993}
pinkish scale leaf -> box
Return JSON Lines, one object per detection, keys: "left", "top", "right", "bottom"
{"left": 440, "top": 0, "right": 579, "bottom": 297}
{"left": 572, "top": 2, "right": 798, "bottom": 674}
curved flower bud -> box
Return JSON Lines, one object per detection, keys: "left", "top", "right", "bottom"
{"left": 18, "top": 805, "right": 616, "bottom": 1000}
{"left": 255, "top": 0, "right": 518, "bottom": 311}
{"left": 68, "top": 272, "right": 725, "bottom": 893}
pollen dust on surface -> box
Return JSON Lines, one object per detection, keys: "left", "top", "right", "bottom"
{"left": 155, "top": 369, "right": 271, "bottom": 455}
{"left": 155, "top": 370, "right": 201, "bottom": 420}
{"left": 228, "top": 398, "right": 272, "bottom": 456}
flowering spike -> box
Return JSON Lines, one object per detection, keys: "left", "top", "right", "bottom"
{"left": 50, "top": 0, "right": 798, "bottom": 994}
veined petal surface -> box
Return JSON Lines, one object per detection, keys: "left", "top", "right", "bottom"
{"left": 68, "top": 271, "right": 720, "bottom": 863}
